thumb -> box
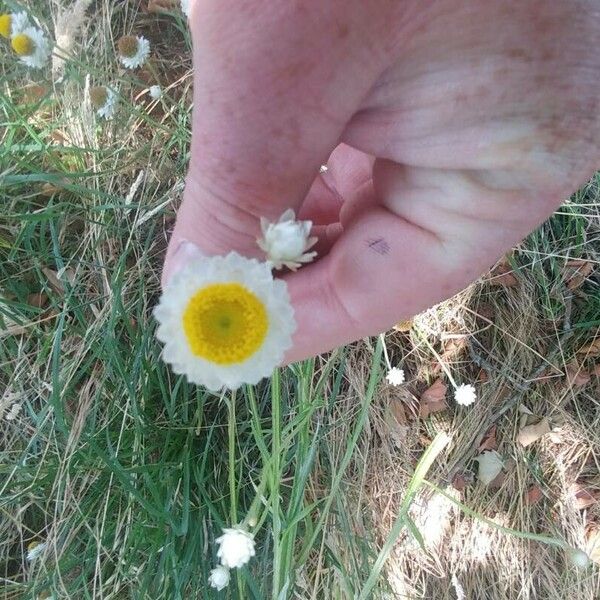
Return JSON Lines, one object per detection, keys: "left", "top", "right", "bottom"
{"left": 163, "top": 0, "right": 395, "bottom": 285}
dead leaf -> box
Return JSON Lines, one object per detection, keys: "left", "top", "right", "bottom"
{"left": 27, "top": 292, "right": 49, "bottom": 309}
{"left": 517, "top": 417, "right": 551, "bottom": 447}
{"left": 488, "top": 470, "right": 507, "bottom": 489}
{"left": 570, "top": 483, "right": 599, "bottom": 510}
{"left": 42, "top": 268, "right": 65, "bottom": 295}
{"left": 452, "top": 472, "right": 471, "bottom": 492}
{"left": 21, "top": 83, "right": 48, "bottom": 103}
{"left": 475, "top": 303, "right": 495, "bottom": 321}
{"left": 525, "top": 485, "right": 544, "bottom": 505}
{"left": 478, "top": 425, "right": 498, "bottom": 452}
{"left": 384, "top": 402, "right": 409, "bottom": 448}
{"left": 419, "top": 379, "right": 448, "bottom": 418}
{"left": 476, "top": 451, "right": 505, "bottom": 485}
{"left": 148, "top": 0, "right": 179, "bottom": 12}
{"left": 477, "top": 368, "right": 489, "bottom": 383}
{"left": 564, "top": 259, "right": 594, "bottom": 291}
{"left": 40, "top": 182, "right": 65, "bottom": 196}
{"left": 565, "top": 362, "right": 591, "bottom": 388}
{"left": 593, "top": 364, "right": 600, "bottom": 377}
{"left": 577, "top": 338, "right": 600, "bottom": 357}
{"left": 389, "top": 399, "right": 408, "bottom": 427}
{"left": 585, "top": 523, "right": 600, "bottom": 565}
{"left": 488, "top": 258, "right": 519, "bottom": 287}
{"left": 393, "top": 319, "right": 413, "bottom": 332}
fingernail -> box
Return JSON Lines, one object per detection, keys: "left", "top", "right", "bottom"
{"left": 163, "top": 239, "right": 206, "bottom": 287}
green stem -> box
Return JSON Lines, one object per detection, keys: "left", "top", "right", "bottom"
{"left": 228, "top": 390, "right": 237, "bottom": 525}
{"left": 271, "top": 369, "right": 282, "bottom": 599}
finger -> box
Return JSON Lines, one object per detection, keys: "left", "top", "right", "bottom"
{"left": 298, "top": 144, "right": 375, "bottom": 226}
{"left": 297, "top": 174, "right": 344, "bottom": 225}
{"left": 164, "top": 2, "right": 397, "bottom": 283}
{"left": 284, "top": 160, "right": 566, "bottom": 363}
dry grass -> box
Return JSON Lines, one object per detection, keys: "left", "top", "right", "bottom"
{"left": 1, "top": 1, "right": 599, "bottom": 599}
{"left": 317, "top": 196, "right": 600, "bottom": 598}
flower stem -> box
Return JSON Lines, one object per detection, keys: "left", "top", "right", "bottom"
{"left": 414, "top": 326, "right": 458, "bottom": 388}
{"left": 271, "top": 368, "right": 282, "bottom": 598}
{"left": 227, "top": 389, "right": 237, "bottom": 525}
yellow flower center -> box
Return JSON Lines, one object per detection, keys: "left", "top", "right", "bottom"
{"left": 182, "top": 283, "right": 268, "bottom": 365}
{"left": 12, "top": 33, "right": 34, "bottom": 56}
{"left": 0, "top": 14, "right": 11, "bottom": 39}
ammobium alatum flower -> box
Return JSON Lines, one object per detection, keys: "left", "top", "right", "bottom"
{"left": 154, "top": 251, "right": 296, "bottom": 390}
{"left": 117, "top": 35, "right": 150, "bottom": 69}
{"left": 257, "top": 208, "right": 317, "bottom": 271}
{"left": 215, "top": 527, "right": 256, "bottom": 569}
{"left": 90, "top": 86, "right": 117, "bottom": 120}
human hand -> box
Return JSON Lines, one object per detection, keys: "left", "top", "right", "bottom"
{"left": 163, "top": 0, "right": 600, "bottom": 363}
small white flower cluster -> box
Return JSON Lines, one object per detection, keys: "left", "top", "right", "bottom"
{"left": 454, "top": 383, "right": 476, "bottom": 406}
{"left": 208, "top": 526, "right": 256, "bottom": 591}
{"left": 149, "top": 85, "right": 162, "bottom": 100}
{"left": 385, "top": 367, "right": 405, "bottom": 386}
{"left": 1, "top": 11, "right": 50, "bottom": 69}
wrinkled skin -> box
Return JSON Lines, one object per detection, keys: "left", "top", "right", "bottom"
{"left": 164, "top": 0, "right": 600, "bottom": 363}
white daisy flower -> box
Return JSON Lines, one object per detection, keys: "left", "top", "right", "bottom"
{"left": 90, "top": 86, "right": 117, "bottom": 120}
{"left": 11, "top": 26, "right": 50, "bottom": 69}
{"left": 26, "top": 541, "right": 47, "bottom": 562}
{"left": 257, "top": 208, "right": 317, "bottom": 271}
{"left": 180, "top": 0, "right": 192, "bottom": 18}
{"left": 386, "top": 367, "right": 405, "bottom": 386}
{"left": 208, "top": 565, "right": 230, "bottom": 590}
{"left": 149, "top": 85, "right": 162, "bottom": 100}
{"left": 215, "top": 527, "right": 256, "bottom": 569}
{"left": 117, "top": 35, "right": 150, "bottom": 70}
{"left": 154, "top": 251, "right": 296, "bottom": 391}
{"left": 0, "top": 12, "right": 30, "bottom": 38}
{"left": 454, "top": 383, "right": 476, "bottom": 406}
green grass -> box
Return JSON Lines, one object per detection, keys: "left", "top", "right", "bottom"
{"left": 2, "top": 2, "right": 600, "bottom": 599}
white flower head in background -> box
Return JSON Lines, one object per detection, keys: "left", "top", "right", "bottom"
{"left": 10, "top": 25, "right": 50, "bottom": 69}
{"left": 154, "top": 250, "right": 296, "bottom": 391}
{"left": 117, "top": 35, "right": 150, "bottom": 69}
{"left": 180, "top": 0, "right": 191, "bottom": 18}
{"left": 454, "top": 383, "right": 476, "bottom": 406}
{"left": 0, "top": 12, "right": 30, "bottom": 38}
{"left": 5, "top": 403, "right": 22, "bottom": 421}
{"left": 386, "top": 367, "right": 405, "bottom": 386}
{"left": 216, "top": 527, "right": 256, "bottom": 569}
{"left": 149, "top": 85, "right": 162, "bottom": 100}
{"left": 90, "top": 86, "right": 117, "bottom": 120}
{"left": 257, "top": 208, "right": 317, "bottom": 271}
{"left": 26, "top": 541, "right": 47, "bottom": 562}
{"left": 208, "top": 565, "right": 230, "bottom": 590}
